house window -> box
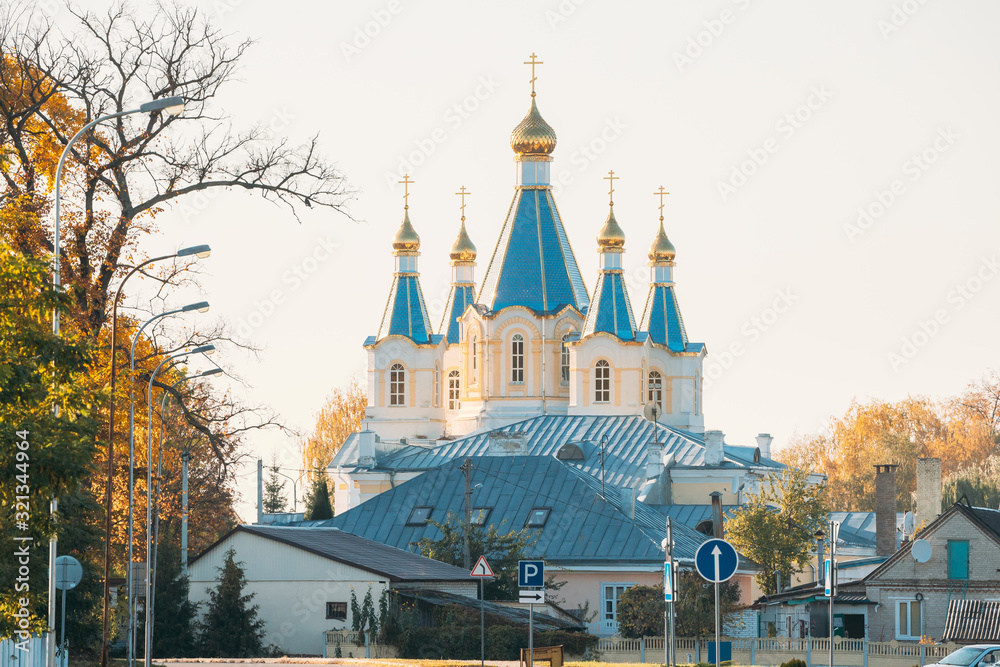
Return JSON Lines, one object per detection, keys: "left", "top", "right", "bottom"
{"left": 406, "top": 506, "right": 433, "bottom": 525}
{"left": 448, "top": 370, "right": 461, "bottom": 410}
{"left": 594, "top": 360, "right": 610, "bottom": 403}
{"left": 601, "top": 583, "right": 637, "bottom": 629}
{"left": 560, "top": 335, "right": 570, "bottom": 384}
{"left": 326, "top": 601, "right": 347, "bottom": 620}
{"left": 948, "top": 540, "right": 969, "bottom": 580}
{"left": 389, "top": 364, "right": 405, "bottom": 406}
{"left": 511, "top": 333, "right": 524, "bottom": 383}
{"left": 433, "top": 363, "right": 440, "bottom": 408}
{"left": 897, "top": 600, "right": 922, "bottom": 640}
{"left": 525, "top": 507, "right": 551, "bottom": 527}
{"left": 471, "top": 507, "right": 492, "bottom": 526}
{"left": 648, "top": 370, "right": 663, "bottom": 408}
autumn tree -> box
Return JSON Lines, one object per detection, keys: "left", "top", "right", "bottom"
{"left": 301, "top": 380, "right": 367, "bottom": 473}
{"left": 943, "top": 455, "right": 1000, "bottom": 510}
{"left": 726, "top": 467, "right": 828, "bottom": 595}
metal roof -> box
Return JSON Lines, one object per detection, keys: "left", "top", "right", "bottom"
{"left": 376, "top": 274, "right": 434, "bottom": 344}
{"left": 639, "top": 283, "right": 689, "bottom": 352}
{"left": 582, "top": 271, "right": 637, "bottom": 341}
{"left": 321, "top": 455, "right": 708, "bottom": 565}
{"left": 440, "top": 283, "right": 475, "bottom": 344}
{"left": 354, "top": 415, "right": 783, "bottom": 491}
{"left": 479, "top": 188, "right": 589, "bottom": 313}
{"left": 943, "top": 600, "right": 1000, "bottom": 643}
{"left": 396, "top": 590, "right": 583, "bottom": 631}
{"left": 829, "top": 511, "right": 906, "bottom": 548}
{"left": 196, "top": 526, "right": 474, "bottom": 582}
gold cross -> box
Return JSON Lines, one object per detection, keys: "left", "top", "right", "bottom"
{"left": 524, "top": 52, "right": 543, "bottom": 96}
{"left": 604, "top": 170, "right": 619, "bottom": 206}
{"left": 653, "top": 186, "right": 670, "bottom": 220}
{"left": 455, "top": 185, "right": 471, "bottom": 221}
{"left": 399, "top": 174, "right": 414, "bottom": 209}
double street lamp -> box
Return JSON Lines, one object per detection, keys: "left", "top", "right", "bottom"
{"left": 49, "top": 94, "right": 186, "bottom": 667}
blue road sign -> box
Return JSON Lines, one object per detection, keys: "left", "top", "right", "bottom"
{"left": 695, "top": 538, "right": 739, "bottom": 583}
{"left": 824, "top": 558, "right": 832, "bottom": 597}
{"left": 664, "top": 562, "right": 674, "bottom": 602}
{"left": 519, "top": 560, "right": 545, "bottom": 587}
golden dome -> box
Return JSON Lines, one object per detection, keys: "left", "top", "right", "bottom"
{"left": 392, "top": 209, "right": 420, "bottom": 251}
{"left": 450, "top": 220, "right": 477, "bottom": 261}
{"left": 648, "top": 219, "right": 676, "bottom": 262}
{"left": 510, "top": 97, "right": 557, "bottom": 156}
{"left": 597, "top": 206, "right": 626, "bottom": 249}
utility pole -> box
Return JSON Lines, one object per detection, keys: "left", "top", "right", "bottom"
{"left": 256, "top": 459, "right": 263, "bottom": 524}
{"left": 461, "top": 458, "right": 473, "bottom": 570}
{"left": 181, "top": 450, "right": 189, "bottom": 576}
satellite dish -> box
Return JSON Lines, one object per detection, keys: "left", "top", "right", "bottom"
{"left": 643, "top": 402, "right": 662, "bottom": 423}
{"left": 903, "top": 511, "right": 916, "bottom": 535}
{"left": 911, "top": 539, "right": 932, "bottom": 563}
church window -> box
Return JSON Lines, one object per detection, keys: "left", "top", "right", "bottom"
{"left": 640, "top": 361, "right": 646, "bottom": 404}
{"left": 448, "top": 370, "right": 461, "bottom": 410}
{"left": 511, "top": 333, "right": 524, "bottom": 383}
{"left": 389, "top": 363, "right": 405, "bottom": 406}
{"left": 560, "top": 335, "right": 570, "bottom": 384}
{"left": 595, "top": 360, "right": 610, "bottom": 403}
{"left": 471, "top": 337, "right": 478, "bottom": 384}
{"left": 433, "top": 364, "right": 440, "bottom": 407}
{"left": 648, "top": 370, "right": 663, "bottom": 408}
{"left": 694, "top": 374, "right": 701, "bottom": 415}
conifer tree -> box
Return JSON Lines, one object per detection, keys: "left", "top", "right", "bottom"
{"left": 304, "top": 476, "right": 334, "bottom": 520}
{"left": 262, "top": 462, "right": 288, "bottom": 514}
{"left": 198, "top": 548, "right": 267, "bottom": 657}
{"left": 144, "top": 526, "right": 198, "bottom": 657}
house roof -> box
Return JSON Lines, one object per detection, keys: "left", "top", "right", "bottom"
{"left": 829, "top": 511, "right": 906, "bottom": 549}
{"left": 396, "top": 589, "right": 583, "bottom": 631}
{"left": 943, "top": 600, "right": 1000, "bottom": 643}
{"left": 754, "top": 580, "right": 874, "bottom": 607}
{"left": 333, "top": 415, "right": 784, "bottom": 490}
{"left": 191, "top": 525, "right": 474, "bottom": 583}
{"left": 319, "top": 455, "right": 710, "bottom": 565}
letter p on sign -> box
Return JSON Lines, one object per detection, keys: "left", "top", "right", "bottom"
{"left": 519, "top": 560, "right": 545, "bottom": 587}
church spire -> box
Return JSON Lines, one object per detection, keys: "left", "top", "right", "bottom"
{"left": 583, "top": 171, "right": 637, "bottom": 341}
{"left": 375, "top": 174, "right": 433, "bottom": 344}
{"left": 441, "top": 186, "right": 477, "bottom": 345}
{"left": 639, "top": 186, "right": 688, "bottom": 351}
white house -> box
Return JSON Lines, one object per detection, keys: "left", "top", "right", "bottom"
{"left": 187, "top": 526, "right": 476, "bottom": 656}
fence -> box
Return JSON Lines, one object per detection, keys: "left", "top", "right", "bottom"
{"left": 595, "top": 635, "right": 961, "bottom": 666}
{"left": 323, "top": 631, "right": 398, "bottom": 659}
{"left": 0, "top": 635, "right": 51, "bottom": 667}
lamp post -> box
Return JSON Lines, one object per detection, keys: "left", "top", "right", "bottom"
{"left": 49, "top": 95, "right": 185, "bottom": 667}
{"left": 101, "top": 244, "right": 208, "bottom": 667}
{"left": 126, "top": 302, "right": 208, "bottom": 667}
{"left": 144, "top": 347, "right": 214, "bottom": 667}
{"left": 267, "top": 468, "right": 299, "bottom": 513}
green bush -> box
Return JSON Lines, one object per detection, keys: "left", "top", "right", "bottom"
{"left": 390, "top": 624, "right": 596, "bottom": 660}
{"left": 780, "top": 659, "right": 807, "bottom": 667}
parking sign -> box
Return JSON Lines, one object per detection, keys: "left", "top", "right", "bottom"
{"left": 518, "top": 560, "right": 544, "bottom": 587}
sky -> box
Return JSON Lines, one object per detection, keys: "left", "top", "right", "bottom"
{"left": 49, "top": 0, "right": 1000, "bottom": 518}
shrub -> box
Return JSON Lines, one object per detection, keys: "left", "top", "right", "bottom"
{"left": 781, "top": 659, "right": 807, "bottom": 667}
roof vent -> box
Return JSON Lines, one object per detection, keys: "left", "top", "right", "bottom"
{"left": 557, "top": 443, "right": 585, "bottom": 461}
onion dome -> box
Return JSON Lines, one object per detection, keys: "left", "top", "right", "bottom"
{"left": 510, "top": 97, "right": 557, "bottom": 156}
{"left": 597, "top": 206, "right": 626, "bottom": 249}
{"left": 450, "top": 221, "right": 477, "bottom": 261}
{"left": 648, "top": 219, "right": 676, "bottom": 262}
{"left": 392, "top": 209, "right": 420, "bottom": 251}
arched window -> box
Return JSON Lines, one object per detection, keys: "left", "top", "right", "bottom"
{"left": 389, "top": 363, "right": 405, "bottom": 406}
{"left": 594, "top": 360, "right": 610, "bottom": 403}
{"left": 511, "top": 333, "right": 524, "bottom": 383}
{"left": 648, "top": 370, "right": 663, "bottom": 409}
{"left": 433, "top": 363, "right": 440, "bottom": 407}
{"left": 471, "top": 336, "right": 478, "bottom": 384}
{"left": 640, "top": 360, "right": 647, "bottom": 404}
{"left": 560, "top": 335, "right": 570, "bottom": 384}
{"left": 694, "top": 374, "right": 701, "bottom": 415}
{"left": 448, "top": 370, "right": 461, "bottom": 410}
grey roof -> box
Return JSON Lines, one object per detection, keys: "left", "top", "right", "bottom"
{"left": 320, "top": 455, "right": 709, "bottom": 565}
{"left": 336, "top": 415, "right": 783, "bottom": 491}
{"left": 829, "top": 511, "right": 906, "bottom": 548}
{"left": 202, "top": 526, "right": 474, "bottom": 583}
{"left": 943, "top": 600, "right": 1000, "bottom": 643}
{"left": 396, "top": 589, "right": 583, "bottom": 631}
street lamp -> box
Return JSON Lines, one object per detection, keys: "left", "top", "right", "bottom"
{"left": 268, "top": 468, "right": 300, "bottom": 513}
{"left": 144, "top": 346, "right": 214, "bottom": 667}
{"left": 49, "top": 94, "right": 186, "bottom": 667}
{"left": 102, "top": 244, "right": 210, "bottom": 665}
{"left": 125, "top": 302, "right": 207, "bottom": 667}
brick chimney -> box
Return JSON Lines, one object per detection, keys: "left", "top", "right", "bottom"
{"left": 916, "top": 457, "right": 942, "bottom": 523}
{"left": 875, "top": 464, "right": 899, "bottom": 556}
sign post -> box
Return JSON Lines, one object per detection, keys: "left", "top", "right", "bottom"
{"left": 470, "top": 556, "right": 494, "bottom": 667}
{"left": 55, "top": 556, "right": 83, "bottom": 667}
{"left": 828, "top": 521, "right": 840, "bottom": 667}
{"left": 519, "top": 560, "right": 545, "bottom": 667}
{"left": 662, "top": 518, "right": 676, "bottom": 667}
{"left": 695, "top": 539, "right": 739, "bottom": 667}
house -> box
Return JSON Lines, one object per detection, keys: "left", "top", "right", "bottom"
{"left": 863, "top": 502, "right": 1000, "bottom": 642}
{"left": 187, "top": 525, "right": 477, "bottom": 655}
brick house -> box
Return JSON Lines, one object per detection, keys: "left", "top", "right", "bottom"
{"left": 862, "top": 502, "right": 1000, "bottom": 642}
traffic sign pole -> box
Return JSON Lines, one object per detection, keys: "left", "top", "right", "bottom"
{"left": 715, "top": 578, "right": 720, "bottom": 667}
{"left": 694, "top": 539, "right": 738, "bottom": 667}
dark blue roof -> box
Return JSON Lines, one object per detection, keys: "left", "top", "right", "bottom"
{"left": 640, "top": 284, "right": 688, "bottom": 351}
{"left": 440, "top": 283, "right": 475, "bottom": 344}
{"left": 583, "top": 271, "right": 637, "bottom": 341}
{"left": 376, "top": 274, "right": 433, "bottom": 344}
{"left": 479, "top": 188, "right": 588, "bottom": 313}
{"left": 321, "top": 455, "right": 708, "bottom": 565}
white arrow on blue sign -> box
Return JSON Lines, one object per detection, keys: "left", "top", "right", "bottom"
{"left": 824, "top": 558, "right": 832, "bottom": 597}
{"left": 664, "top": 562, "right": 674, "bottom": 602}
{"left": 518, "top": 560, "right": 545, "bottom": 587}
{"left": 695, "top": 538, "right": 739, "bottom": 583}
